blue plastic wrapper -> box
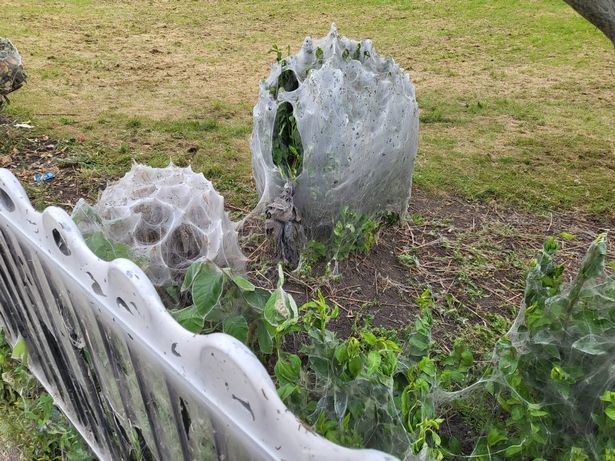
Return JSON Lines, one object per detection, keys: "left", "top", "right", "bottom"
{"left": 33, "top": 172, "right": 56, "bottom": 182}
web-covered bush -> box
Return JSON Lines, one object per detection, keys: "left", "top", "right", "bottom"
{"left": 251, "top": 24, "right": 419, "bottom": 236}
{"left": 435, "top": 234, "right": 615, "bottom": 460}
{"left": 0, "top": 38, "right": 27, "bottom": 104}
{"left": 73, "top": 164, "right": 245, "bottom": 287}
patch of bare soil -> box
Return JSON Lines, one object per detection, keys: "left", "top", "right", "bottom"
{"left": 242, "top": 189, "right": 614, "bottom": 353}
{"left": 0, "top": 115, "right": 92, "bottom": 210}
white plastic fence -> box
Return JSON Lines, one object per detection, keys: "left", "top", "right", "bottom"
{"left": 0, "top": 168, "right": 400, "bottom": 461}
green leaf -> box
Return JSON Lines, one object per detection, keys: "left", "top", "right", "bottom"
{"left": 309, "top": 356, "right": 330, "bottom": 377}
{"left": 182, "top": 261, "right": 203, "bottom": 291}
{"left": 360, "top": 331, "right": 378, "bottom": 346}
{"left": 191, "top": 262, "right": 224, "bottom": 316}
{"left": 571, "top": 335, "right": 610, "bottom": 355}
{"left": 430, "top": 429, "right": 441, "bottom": 446}
{"left": 348, "top": 355, "right": 363, "bottom": 377}
{"left": 85, "top": 231, "right": 133, "bottom": 262}
{"left": 263, "top": 265, "right": 299, "bottom": 330}
{"left": 408, "top": 335, "right": 429, "bottom": 353}
{"left": 600, "top": 391, "right": 615, "bottom": 403}
{"left": 495, "top": 339, "right": 518, "bottom": 376}
{"left": 504, "top": 444, "right": 523, "bottom": 456}
{"left": 256, "top": 322, "right": 273, "bottom": 355}
{"left": 11, "top": 336, "right": 28, "bottom": 367}
{"left": 605, "top": 406, "right": 615, "bottom": 421}
{"left": 559, "top": 232, "right": 576, "bottom": 241}
{"left": 528, "top": 405, "right": 549, "bottom": 418}
{"left": 171, "top": 305, "right": 204, "bottom": 333}
{"left": 366, "top": 351, "right": 381, "bottom": 376}
{"left": 566, "top": 447, "right": 589, "bottom": 461}
{"left": 543, "top": 238, "right": 559, "bottom": 253}
{"left": 232, "top": 275, "right": 255, "bottom": 292}
{"left": 277, "top": 383, "right": 297, "bottom": 401}
{"left": 264, "top": 289, "right": 298, "bottom": 330}
{"left": 223, "top": 315, "right": 249, "bottom": 343}
{"left": 264, "top": 291, "right": 283, "bottom": 326}
{"left": 275, "top": 353, "right": 301, "bottom": 384}
{"left": 334, "top": 343, "right": 348, "bottom": 364}
{"left": 575, "top": 233, "right": 608, "bottom": 283}
{"left": 243, "top": 287, "right": 271, "bottom": 313}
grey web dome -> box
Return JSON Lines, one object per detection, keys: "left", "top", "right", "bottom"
{"left": 0, "top": 38, "right": 27, "bottom": 98}
{"left": 251, "top": 24, "right": 419, "bottom": 236}
{"left": 73, "top": 163, "right": 245, "bottom": 287}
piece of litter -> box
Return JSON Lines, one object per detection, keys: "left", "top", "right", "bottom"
{"left": 33, "top": 172, "right": 56, "bottom": 182}
{"left": 14, "top": 123, "right": 34, "bottom": 129}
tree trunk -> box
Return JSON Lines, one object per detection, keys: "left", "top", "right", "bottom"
{"left": 564, "top": 0, "right": 615, "bottom": 46}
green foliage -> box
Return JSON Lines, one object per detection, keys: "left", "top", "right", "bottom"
{"left": 267, "top": 44, "right": 303, "bottom": 180}
{"left": 277, "top": 290, "right": 411, "bottom": 455}
{"left": 140, "top": 233, "right": 615, "bottom": 460}
{"left": 315, "top": 47, "right": 324, "bottom": 65}
{"left": 331, "top": 207, "right": 379, "bottom": 261}
{"left": 399, "top": 252, "right": 420, "bottom": 268}
{"left": 298, "top": 207, "right": 380, "bottom": 277}
{"left": 173, "top": 261, "right": 297, "bottom": 357}
{"left": 471, "top": 233, "right": 615, "bottom": 460}
{"left": 72, "top": 204, "right": 143, "bottom": 265}
{"left": 0, "top": 330, "right": 92, "bottom": 460}
{"left": 268, "top": 44, "right": 284, "bottom": 63}
{"left": 283, "top": 236, "right": 615, "bottom": 460}
{"left": 174, "top": 261, "right": 437, "bottom": 457}
{"left": 266, "top": 289, "right": 463, "bottom": 458}
{"left": 271, "top": 101, "right": 303, "bottom": 179}
{"left": 35, "top": 210, "right": 615, "bottom": 461}
{"left": 83, "top": 231, "right": 135, "bottom": 262}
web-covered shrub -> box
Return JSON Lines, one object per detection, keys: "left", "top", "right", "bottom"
{"left": 270, "top": 235, "right": 615, "bottom": 460}
{"left": 73, "top": 163, "right": 245, "bottom": 287}
{"left": 436, "top": 234, "right": 615, "bottom": 460}
{"left": 0, "top": 38, "right": 27, "bottom": 102}
{"left": 251, "top": 24, "right": 419, "bottom": 236}
{"left": 483, "top": 234, "right": 615, "bottom": 459}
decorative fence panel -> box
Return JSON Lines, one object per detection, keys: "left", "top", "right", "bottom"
{"left": 0, "top": 169, "right": 399, "bottom": 461}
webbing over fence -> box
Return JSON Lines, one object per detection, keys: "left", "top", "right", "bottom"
{"left": 0, "top": 168, "right": 399, "bottom": 461}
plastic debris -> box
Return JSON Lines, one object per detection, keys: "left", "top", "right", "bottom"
{"left": 33, "top": 172, "right": 56, "bottom": 182}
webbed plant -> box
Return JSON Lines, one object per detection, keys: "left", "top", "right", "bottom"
{"left": 251, "top": 24, "right": 419, "bottom": 237}
{"left": 0, "top": 38, "right": 27, "bottom": 106}
{"left": 72, "top": 164, "right": 245, "bottom": 287}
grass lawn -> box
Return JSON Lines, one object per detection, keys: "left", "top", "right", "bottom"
{"left": 1, "top": 0, "right": 613, "bottom": 214}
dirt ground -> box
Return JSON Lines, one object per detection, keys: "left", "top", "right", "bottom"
{"left": 241, "top": 185, "right": 614, "bottom": 357}
{"left": 0, "top": 115, "right": 101, "bottom": 209}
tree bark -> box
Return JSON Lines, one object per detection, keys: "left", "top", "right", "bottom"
{"left": 564, "top": 0, "right": 615, "bottom": 46}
